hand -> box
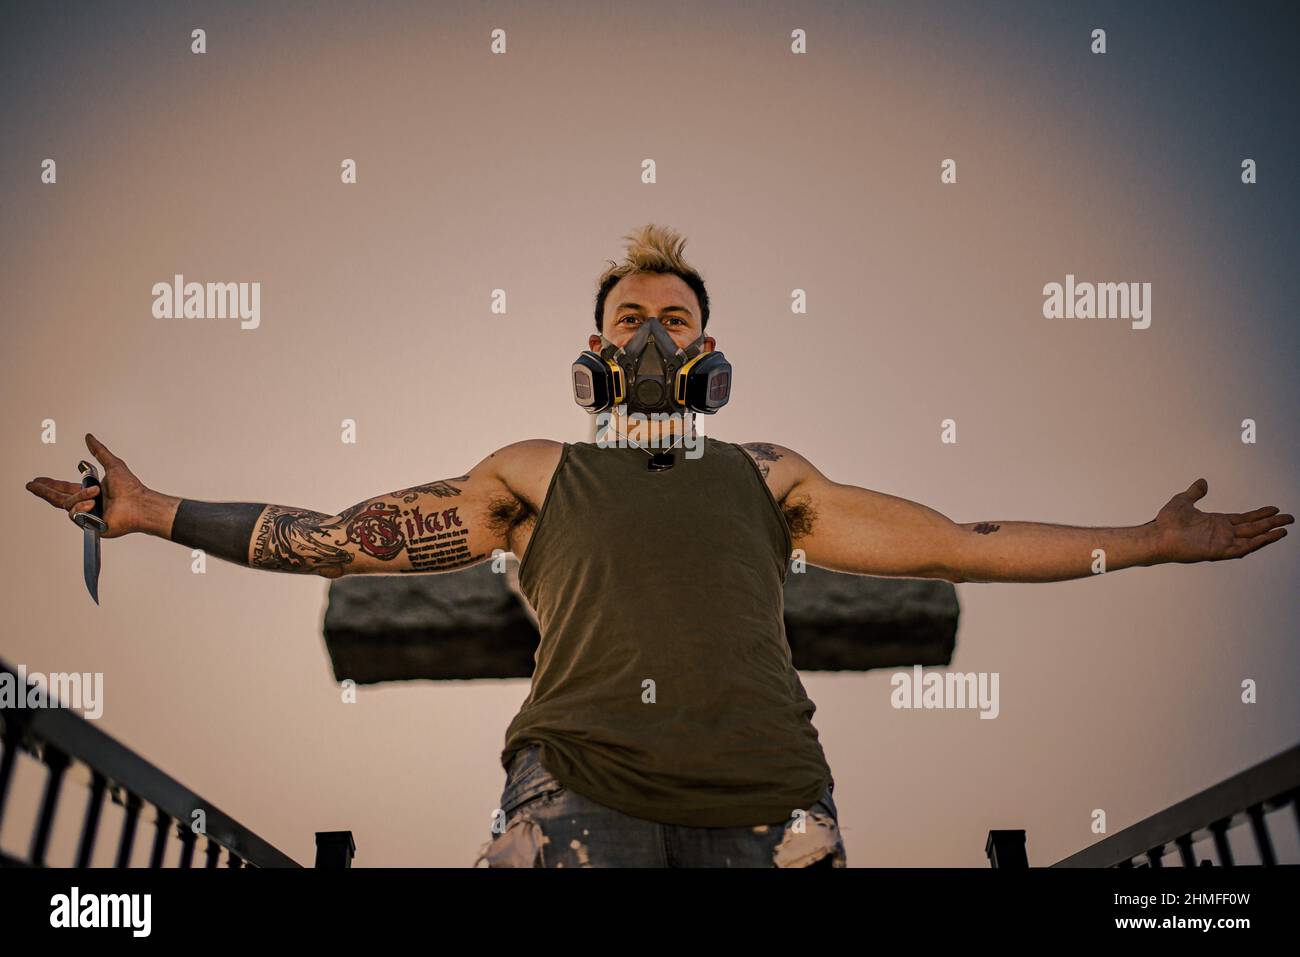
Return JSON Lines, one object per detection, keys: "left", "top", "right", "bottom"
{"left": 1154, "top": 478, "right": 1293, "bottom": 564}
{"left": 25, "top": 433, "right": 152, "bottom": 539}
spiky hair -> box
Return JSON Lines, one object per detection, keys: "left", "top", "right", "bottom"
{"left": 593, "top": 223, "right": 710, "bottom": 332}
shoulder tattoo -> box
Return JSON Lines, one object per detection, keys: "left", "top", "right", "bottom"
{"left": 741, "top": 441, "right": 784, "bottom": 481}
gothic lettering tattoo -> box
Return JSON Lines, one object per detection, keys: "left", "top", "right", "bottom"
{"left": 179, "top": 476, "right": 493, "bottom": 575}
{"left": 971, "top": 522, "right": 1001, "bottom": 534}
{"left": 336, "top": 501, "right": 405, "bottom": 560}
{"left": 164, "top": 465, "right": 502, "bottom": 576}
{"left": 400, "top": 504, "right": 481, "bottom": 571}
{"left": 248, "top": 500, "right": 486, "bottom": 573}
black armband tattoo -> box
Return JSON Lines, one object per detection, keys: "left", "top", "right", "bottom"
{"left": 168, "top": 501, "right": 268, "bottom": 565}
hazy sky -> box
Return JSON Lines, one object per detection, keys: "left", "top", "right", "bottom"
{"left": 2, "top": 0, "right": 1296, "bottom": 866}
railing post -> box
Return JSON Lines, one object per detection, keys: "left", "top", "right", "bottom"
{"left": 985, "top": 829, "right": 1028, "bottom": 868}
{"left": 315, "top": 830, "right": 356, "bottom": 869}
{"left": 150, "top": 810, "right": 172, "bottom": 867}
{"left": 1246, "top": 804, "right": 1276, "bottom": 866}
{"left": 177, "top": 822, "right": 198, "bottom": 868}
{"left": 75, "top": 770, "right": 108, "bottom": 867}
{"left": 0, "top": 710, "right": 34, "bottom": 832}
{"left": 30, "top": 746, "right": 70, "bottom": 866}
{"left": 1209, "top": 818, "right": 1234, "bottom": 866}
{"left": 116, "top": 791, "right": 142, "bottom": 868}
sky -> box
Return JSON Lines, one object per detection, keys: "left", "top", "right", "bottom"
{"left": 1, "top": 0, "right": 1297, "bottom": 866}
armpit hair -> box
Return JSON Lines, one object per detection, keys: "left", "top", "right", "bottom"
{"left": 487, "top": 494, "right": 534, "bottom": 537}
{"left": 782, "top": 494, "right": 817, "bottom": 540}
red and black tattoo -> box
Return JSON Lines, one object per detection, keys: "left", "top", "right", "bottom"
{"left": 172, "top": 476, "right": 488, "bottom": 576}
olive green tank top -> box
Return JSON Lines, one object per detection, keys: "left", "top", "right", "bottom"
{"left": 502, "top": 436, "right": 833, "bottom": 827}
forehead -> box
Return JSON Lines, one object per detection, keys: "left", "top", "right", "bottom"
{"left": 604, "top": 272, "right": 699, "bottom": 318}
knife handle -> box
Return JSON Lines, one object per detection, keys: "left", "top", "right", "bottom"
{"left": 74, "top": 461, "right": 108, "bottom": 533}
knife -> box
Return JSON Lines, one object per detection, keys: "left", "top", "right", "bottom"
{"left": 72, "top": 460, "right": 107, "bottom": 604}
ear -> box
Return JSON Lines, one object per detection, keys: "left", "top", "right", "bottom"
{"left": 701, "top": 335, "right": 716, "bottom": 352}
{"left": 588, "top": 334, "right": 602, "bottom": 350}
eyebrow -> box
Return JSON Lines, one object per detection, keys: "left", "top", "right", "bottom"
{"left": 615, "top": 302, "right": 694, "bottom": 317}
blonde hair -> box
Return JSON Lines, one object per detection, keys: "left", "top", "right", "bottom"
{"left": 593, "top": 224, "right": 710, "bottom": 332}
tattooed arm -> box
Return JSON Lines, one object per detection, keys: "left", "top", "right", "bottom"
{"left": 163, "top": 460, "right": 525, "bottom": 578}
{"left": 740, "top": 442, "right": 1291, "bottom": 583}
{"left": 26, "top": 433, "right": 535, "bottom": 579}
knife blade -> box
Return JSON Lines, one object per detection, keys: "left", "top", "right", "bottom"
{"left": 73, "top": 460, "right": 106, "bottom": 605}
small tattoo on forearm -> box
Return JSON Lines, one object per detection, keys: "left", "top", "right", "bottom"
{"left": 971, "top": 522, "right": 1001, "bottom": 534}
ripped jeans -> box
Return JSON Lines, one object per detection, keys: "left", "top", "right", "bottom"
{"left": 473, "top": 744, "right": 847, "bottom": 868}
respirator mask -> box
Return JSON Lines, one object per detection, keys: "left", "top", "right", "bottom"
{"left": 571, "top": 317, "right": 732, "bottom": 416}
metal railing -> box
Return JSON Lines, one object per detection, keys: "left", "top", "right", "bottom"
{"left": 986, "top": 742, "right": 1300, "bottom": 867}
{"left": 0, "top": 658, "right": 353, "bottom": 868}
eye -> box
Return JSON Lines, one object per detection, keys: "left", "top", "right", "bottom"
{"left": 619, "top": 314, "right": 686, "bottom": 326}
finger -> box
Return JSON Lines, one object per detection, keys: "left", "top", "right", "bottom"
{"left": 1229, "top": 506, "right": 1279, "bottom": 525}
{"left": 26, "top": 478, "right": 81, "bottom": 507}
{"left": 67, "top": 499, "right": 97, "bottom": 521}
{"left": 85, "top": 432, "right": 124, "bottom": 471}
{"left": 1228, "top": 527, "right": 1288, "bottom": 558}
{"left": 1233, "top": 513, "right": 1294, "bottom": 538}
{"left": 1181, "top": 478, "right": 1209, "bottom": 503}
{"left": 66, "top": 485, "right": 100, "bottom": 506}
{"left": 28, "top": 477, "right": 82, "bottom": 495}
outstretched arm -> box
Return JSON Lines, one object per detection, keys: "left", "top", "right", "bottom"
{"left": 26, "top": 433, "right": 520, "bottom": 578}
{"left": 742, "top": 443, "right": 1292, "bottom": 583}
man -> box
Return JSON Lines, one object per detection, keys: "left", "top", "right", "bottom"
{"left": 25, "top": 224, "right": 1293, "bottom": 868}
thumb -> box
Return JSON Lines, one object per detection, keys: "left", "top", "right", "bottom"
{"left": 1181, "top": 477, "right": 1209, "bottom": 503}
{"left": 85, "top": 432, "right": 124, "bottom": 472}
